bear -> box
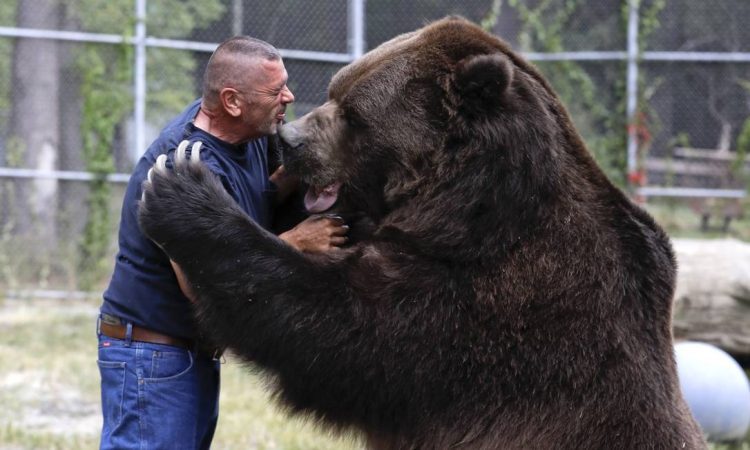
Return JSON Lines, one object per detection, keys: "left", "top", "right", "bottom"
{"left": 138, "top": 17, "right": 706, "bottom": 450}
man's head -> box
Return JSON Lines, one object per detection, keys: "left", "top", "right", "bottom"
{"left": 202, "top": 36, "right": 295, "bottom": 141}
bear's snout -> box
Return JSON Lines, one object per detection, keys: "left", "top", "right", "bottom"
{"left": 279, "top": 122, "right": 305, "bottom": 149}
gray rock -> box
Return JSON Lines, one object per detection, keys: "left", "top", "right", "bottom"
{"left": 672, "top": 238, "right": 750, "bottom": 358}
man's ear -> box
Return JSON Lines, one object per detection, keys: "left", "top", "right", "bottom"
{"left": 453, "top": 53, "right": 513, "bottom": 113}
{"left": 219, "top": 88, "right": 243, "bottom": 118}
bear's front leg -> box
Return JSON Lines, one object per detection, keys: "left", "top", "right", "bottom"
{"left": 138, "top": 140, "right": 346, "bottom": 357}
{"left": 138, "top": 140, "right": 304, "bottom": 289}
{"left": 138, "top": 143, "right": 412, "bottom": 428}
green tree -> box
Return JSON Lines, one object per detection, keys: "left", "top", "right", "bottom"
{"left": 502, "top": 0, "right": 666, "bottom": 187}
{"left": 506, "top": 0, "right": 628, "bottom": 186}
{"left": 60, "top": 0, "right": 224, "bottom": 289}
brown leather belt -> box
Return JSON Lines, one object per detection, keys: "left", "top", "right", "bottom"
{"left": 99, "top": 321, "right": 193, "bottom": 350}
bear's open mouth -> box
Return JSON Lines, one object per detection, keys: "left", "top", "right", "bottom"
{"left": 304, "top": 182, "right": 341, "bottom": 213}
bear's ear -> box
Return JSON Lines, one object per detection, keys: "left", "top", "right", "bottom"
{"left": 454, "top": 53, "right": 513, "bottom": 112}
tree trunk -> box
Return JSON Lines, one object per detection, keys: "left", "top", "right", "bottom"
{"left": 10, "top": 0, "right": 61, "bottom": 245}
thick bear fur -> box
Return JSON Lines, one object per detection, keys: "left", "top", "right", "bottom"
{"left": 139, "top": 17, "right": 706, "bottom": 449}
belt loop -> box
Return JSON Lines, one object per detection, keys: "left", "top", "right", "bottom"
{"left": 125, "top": 322, "right": 133, "bottom": 347}
{"left": 96, "top": 315, "right": 102, "bottom": 336}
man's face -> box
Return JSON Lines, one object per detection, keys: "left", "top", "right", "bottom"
{"left": 240, "top": 58, "right": 295, "bottom": 138}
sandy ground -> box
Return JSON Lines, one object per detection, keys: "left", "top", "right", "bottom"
{"left": 0, "top": 369, "right": 100, "bottom": 435}
{"left": 0, "top": 299, "right": 101, "bottom": 444}
{"left": 0, "top": 298, "right": 359, "bottom": 449}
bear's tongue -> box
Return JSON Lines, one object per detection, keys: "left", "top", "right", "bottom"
{"left": 304, "top": 182, "right": 341, "bottom": 213}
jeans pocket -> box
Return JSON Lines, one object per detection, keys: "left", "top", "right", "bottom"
{"left": 97, "top": 359, "right": 126, "bottom": 429}
{"left": 146, "top": 348, "right": 194, "bottom": 382}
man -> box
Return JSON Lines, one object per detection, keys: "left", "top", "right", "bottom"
{"left": 96, "top": 37, "right": 347, "bottom": 450}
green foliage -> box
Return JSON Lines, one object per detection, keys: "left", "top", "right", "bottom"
{"left": 76, "top": 43, "right": 133, "bottom": 290}
{"left": 0, "top": 132, "right": 22, "bottom": 289}
{"left": 145, "top": 47, "right": 201, "bottom": 122}
{"left": 143, "top": 1, "right": 225, "bottom": 121}
{"left": 57, "top": 0, "right": 224, "bottom": 289}
{"left": 0, "top": 0, "right": 15, "bottom": 120}
{"left": 508, "top": 0, "right": 579, "bottom": 52}
{"left": 480, "top": 0, "right": 503, "bottom": 31}
{"left": 622, "top": 0, "right": 667, "bottom": 187}
{"left": 0, "top": 131, "right": 24, "bottom": 289}
{"left": 145, "top": 0, "right": 224, "bottom": 38}
{"left": 635, "top": 0, "right": 667, "bottom": 49}
{"left": 63, "top": 0, "right": 225, "bottom": 126}
{"left": 507, "top": 0, "right": 628, "bottom": 186}
{"left": 503, "top": 0, "right": 668, "bottom": 188}
{"left": 0, "top": 0, "right": 15, "bottom": 26}
{"left": 62, "top": 0, "right": 135, "bottom": 34}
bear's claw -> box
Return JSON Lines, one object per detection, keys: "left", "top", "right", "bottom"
{"left": 174, "top": 139, "right": 203, "bottom": 166}
{"left": 175, "top": 139, "right": 189, "bottom": 164}
{"left": 190, "top": 141, "right": 203, "bottom": 165}
{"left": 142, "top": 140, "right": 203, "bottom": 203}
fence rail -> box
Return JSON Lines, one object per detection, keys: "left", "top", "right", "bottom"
{"left": 0, "top": 0, "right": 748, "bottom": 198}
{"left": 1, "top": 0, "right": 748, "bottom": 294}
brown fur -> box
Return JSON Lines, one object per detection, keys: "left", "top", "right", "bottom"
{"left": 139, "top": 17, "right": 707, "bottom": 449}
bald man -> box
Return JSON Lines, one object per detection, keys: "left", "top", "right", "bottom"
{"left": 96, "top": 37, "right": 347, "bottom": 450}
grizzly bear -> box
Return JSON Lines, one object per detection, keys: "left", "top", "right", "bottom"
{"left": 138, "top": 17, "right": 706, "bottom": 450}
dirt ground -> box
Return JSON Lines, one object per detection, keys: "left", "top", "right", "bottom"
{"left": 0, "top": 297, "right": 358, "bottom": 449}
{"left": 0, "top": 298, "right": 101, "bottom": 448}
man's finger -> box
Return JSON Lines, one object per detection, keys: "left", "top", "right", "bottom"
{"left": 330, "top": 224, "right": 349, "bottom": 236}
{"left": 325, "top": 213, "right": 345, "bottom": 223}
{"left": 314, "top": 214, "right": 345, "bottom": 225}
{"left": 330, "top": 236, "right": 348, "bottom": 246}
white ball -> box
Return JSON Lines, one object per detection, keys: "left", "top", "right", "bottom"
{"left": 675, "top": 341, "right": 750, "bottom": 442}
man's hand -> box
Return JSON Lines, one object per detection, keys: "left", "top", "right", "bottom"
{"left": 279, "top": 215, "right": 349, "bottom": 253}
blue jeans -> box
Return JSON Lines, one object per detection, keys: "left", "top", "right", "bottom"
{"left": 97, "top": 319, "right": 220, "bottom": 450}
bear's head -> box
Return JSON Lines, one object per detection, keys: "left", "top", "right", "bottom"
{"left": 279, "top": 17, "right": 616, "bottom": 260}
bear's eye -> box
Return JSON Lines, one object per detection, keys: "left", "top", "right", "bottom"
{"left": 342, "top": 108, "right": 366, "bottom": 129}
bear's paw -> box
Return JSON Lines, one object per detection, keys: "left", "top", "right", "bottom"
{"left": 139, "top": 139, "right": 227, "bottom": 250}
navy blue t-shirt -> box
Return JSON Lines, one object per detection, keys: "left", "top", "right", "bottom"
{"left": 101, "top": 99, "right": 274, "bottom": 340}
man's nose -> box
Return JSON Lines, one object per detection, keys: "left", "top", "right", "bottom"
{"left": 281, "top": 85, "right": 295, "bottom": 104}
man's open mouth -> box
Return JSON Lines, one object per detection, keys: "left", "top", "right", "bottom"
{"left": 304, "top": 182, "right": 341, "bottom": 213}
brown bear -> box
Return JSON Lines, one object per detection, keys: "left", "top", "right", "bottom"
{"left": 138, "top": 17, "right": 706, "bottom": 450}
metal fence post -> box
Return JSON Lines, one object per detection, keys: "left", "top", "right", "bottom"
{"left": 347, "top": 0, "right": 366, "bottom": 59}
{"left": 232, "top": 0, "right": 243, "bottom": 36}
{"left": 626, "top": 0, "right": 640, "bottom": 189}
{"left": 133, "top": 0, "right": 147, "bottom": 162}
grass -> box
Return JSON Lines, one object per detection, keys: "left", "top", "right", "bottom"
{"left": 0, "top": 297, "right": 361, "bottom": 449}
{"left": 1, "top": 297, "right": 748, "bottom": 449}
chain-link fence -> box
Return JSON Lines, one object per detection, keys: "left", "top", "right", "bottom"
{"left": 0, "top": 0, "right": 748, "bottom": 292}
